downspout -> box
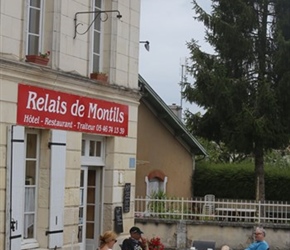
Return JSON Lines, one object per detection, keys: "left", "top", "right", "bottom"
{"left": 109, "top": 0, "right": 118, "bottom": 84}
{"left": 192, "top": 153, "right": 206, "bottom": 196}
{"left": 192, "top": 155, "right": 195, "bottom": 170}
{"left": 192, "top": 155, "right": 195, "bottom": 197}
{"left": 52, "top": 0, "right": 61, "bottom": 70}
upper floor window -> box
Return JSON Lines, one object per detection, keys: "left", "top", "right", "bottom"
{"left": 92, "top": 0, "right": 102, "bottom": 72}
{"left": 26, "top": 0, "right": 43, "bottom": 55}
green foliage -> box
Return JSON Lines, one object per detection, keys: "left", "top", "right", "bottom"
{"left": 264, "top": 149, "right": 290, "bottom": 168}
{"left": 193, "top": 136, "right": 290, "bottom": 166}
{"left": 147, "top": 191, "right": 187, "bottom": 219}
{"left": 148, "top": 190, "right": 167, "bottom": 200}
{"left": 191, "top": 135, "right": 249, "bottom": 163}
{"left": 147, "top": 191, "right": 168, "bottom": 218}
{"left": 192, "top": 161, "right": 290, "bottom": 201}
{"left": 184, "top": 0, "right": 290, "bottom": 200}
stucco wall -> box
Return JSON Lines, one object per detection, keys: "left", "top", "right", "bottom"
{"left": 0, "top": 0, "right": 141, "bottom": 248}
{"left": 136, "top": 102, "right": 194, "bottom": 198}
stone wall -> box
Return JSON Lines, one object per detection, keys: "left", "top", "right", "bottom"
{"left": 135, "top": 219, "right": 290, "bottom": 250}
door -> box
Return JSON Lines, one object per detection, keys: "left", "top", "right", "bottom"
{"left": 79, "top": 167, "right": 103, "bottom": 250}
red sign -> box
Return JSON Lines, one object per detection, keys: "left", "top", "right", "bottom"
{"left": 17, "top": 84, "right": 128, "bottom": 136}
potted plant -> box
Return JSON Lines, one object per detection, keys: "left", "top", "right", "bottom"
{"left": 90, "top": 72, "right": 108, "bottom": 83}
{"left": 25, "top": 51, "right": 50, "bottom": 66}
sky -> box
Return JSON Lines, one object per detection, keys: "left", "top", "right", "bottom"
{"left": 139, "top": 0, "right": 212, "bottom": 114}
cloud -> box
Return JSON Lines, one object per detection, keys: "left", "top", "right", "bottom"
{"left": 139, "top": 0, "right": 211, "bottom": 114}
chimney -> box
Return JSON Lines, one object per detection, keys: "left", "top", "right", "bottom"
{"left": 168, "top": 103, "right": 182, "bottom": 120}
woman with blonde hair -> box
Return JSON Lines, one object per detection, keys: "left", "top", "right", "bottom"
{"left": 99, "top": 231, "right": 118, "bottom": 250}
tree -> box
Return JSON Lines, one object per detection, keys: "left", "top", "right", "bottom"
{"left": 183, "top": 0, "right": 290, "bottom": 201}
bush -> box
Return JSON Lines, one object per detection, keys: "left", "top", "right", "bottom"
{"left": 192, "top": 161, "right": 290, "bottom": 200}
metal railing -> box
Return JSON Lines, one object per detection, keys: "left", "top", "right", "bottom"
{"left": 135, "top": 196, "right": 290, "bottom": 224}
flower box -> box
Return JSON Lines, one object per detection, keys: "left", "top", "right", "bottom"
{"left": 25, "top": 55, "right": 49, "bottom": 66}
{"left": 90, "top": 73, "right": 108, "bottom": 83}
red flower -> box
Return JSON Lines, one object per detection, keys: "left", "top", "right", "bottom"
{"left": 148, "top": 237, "right": 164, "bottom": 250}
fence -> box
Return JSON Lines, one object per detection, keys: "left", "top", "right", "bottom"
{"left": 135, "top": 196, "right": 290, "bottom": 224}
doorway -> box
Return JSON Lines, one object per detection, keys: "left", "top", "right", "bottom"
{"left": 79, "top": 167, "right": 103, "bottom": 250}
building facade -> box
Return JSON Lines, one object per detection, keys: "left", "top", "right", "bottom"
{"left": 136, "top": 76, "right": 207, "bottom": 199}
{"left": 0, "top": 0, "right": 140, "bottom": 249}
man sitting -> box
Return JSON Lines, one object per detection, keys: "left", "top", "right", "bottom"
{"left": 121, "top": 227, "right": 147, "bottom": 250}
{"left": 245, "top": 227, "right": 269, "bottom": 250}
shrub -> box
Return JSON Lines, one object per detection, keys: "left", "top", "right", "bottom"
{"left": 192, "top": 161, "right": 290, "bottom": 200}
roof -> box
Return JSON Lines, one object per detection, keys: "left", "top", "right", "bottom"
{"left": 138, "top": 75, "right": 207, "bottom": 156}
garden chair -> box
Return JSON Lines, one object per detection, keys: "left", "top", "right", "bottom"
{"left": 202, "top": 194, "right": 215, "bottom": 216}
{"left": 192, "top": 240, "right": 215, "bottom": 250}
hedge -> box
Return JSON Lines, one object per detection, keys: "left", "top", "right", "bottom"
{"left": 192, "top": 161, "right": 290, "bottom": 201}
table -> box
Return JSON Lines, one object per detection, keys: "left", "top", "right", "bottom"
{"left": 215, "top": 207, "right": 256, "bottom": 221}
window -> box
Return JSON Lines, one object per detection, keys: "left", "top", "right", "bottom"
{"left": 26, "top": 0, "right": 43, "bottom": 55}
{"left": 145, "top": 170, "right": 168, "bottom": 197}
{"left": 148, "top": 178, "right": 164, "bottom": 195}
{"left": 89, "top": 140, "right": 101, "bottom": 157}
{"left": 9, "top": 127, "right": 65, "bottom": 249}
{"left": 92, "top": 0, "right": 103, "bottom": 72}
{"left": 81, "top": 136, "right": 104, "bottom": 162}
{"left": 24, "top": 131, "right": 39, "bottom": 241}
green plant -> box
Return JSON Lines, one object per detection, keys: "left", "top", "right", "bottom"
{"left": 39, "top": 51, "right": 50, "bottom": 58}
{"left": 147, "top": 191, "right": 167, "bottom": 218}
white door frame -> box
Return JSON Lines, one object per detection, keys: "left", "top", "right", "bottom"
{"left": 80, "top": 134, "right": 105, "bottom": 250}
{"left": 79, "top": 167, "right": 88, "bottom": 250}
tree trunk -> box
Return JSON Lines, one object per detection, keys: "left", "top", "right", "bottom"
{"left": 254, "top": 144, "right": 265, "bottom": 201}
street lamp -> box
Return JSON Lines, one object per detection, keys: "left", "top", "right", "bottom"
{"left": 139, "top": 41, "right": 150, "bottom": 51}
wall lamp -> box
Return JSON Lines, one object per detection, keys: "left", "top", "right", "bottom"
{"left": 74, "top": 10, "right": 122, "bottom": 39}
{"left": 139, "top": 41, "right": 150, "bottom": 52}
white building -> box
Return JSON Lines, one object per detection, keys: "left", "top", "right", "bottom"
{"left": 0, "top": 0, "right": 140, "bottom": 249}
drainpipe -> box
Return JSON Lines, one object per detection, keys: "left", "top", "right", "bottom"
{"left": 192, "top": 155, "right": 195, "bottom": 196}
{"left": 52, "top": 1, "right": 61, "bottom": 69}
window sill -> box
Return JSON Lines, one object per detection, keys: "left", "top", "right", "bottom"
{"left": 21, "top": 239, "right": 39, "bottom": 250}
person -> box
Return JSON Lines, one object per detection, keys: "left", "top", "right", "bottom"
{"left": 121, "top": 226, "right": 147, "bottom": 250}
{"left": 221, "top": 245, "right": 231, "bottom": 250}
{"left": 99, "top": 230, "right": 118, "bottom": 250}
{"left": 245, "top": 227, "right": 269, "bottom": 250}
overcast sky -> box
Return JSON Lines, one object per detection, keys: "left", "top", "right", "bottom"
{"left": 139, "top": 0, "right": 212, "bottom": 114}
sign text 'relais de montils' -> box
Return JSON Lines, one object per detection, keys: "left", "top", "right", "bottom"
{"left": 17, "top": 84, "right": 128, "bottom": 136}
{"left": 26, "top": 91, "right": 125, "bottom": 123}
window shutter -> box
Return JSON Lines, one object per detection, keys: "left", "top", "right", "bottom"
{"left": 9, "top": 125, "right": 25, "bottom": 250}
{"left": 47, "top": 130, "right": 66, "bottom": 248}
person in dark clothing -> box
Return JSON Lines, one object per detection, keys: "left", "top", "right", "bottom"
{"left": 121, "top": 227, "right": 147, "bottom": 250}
